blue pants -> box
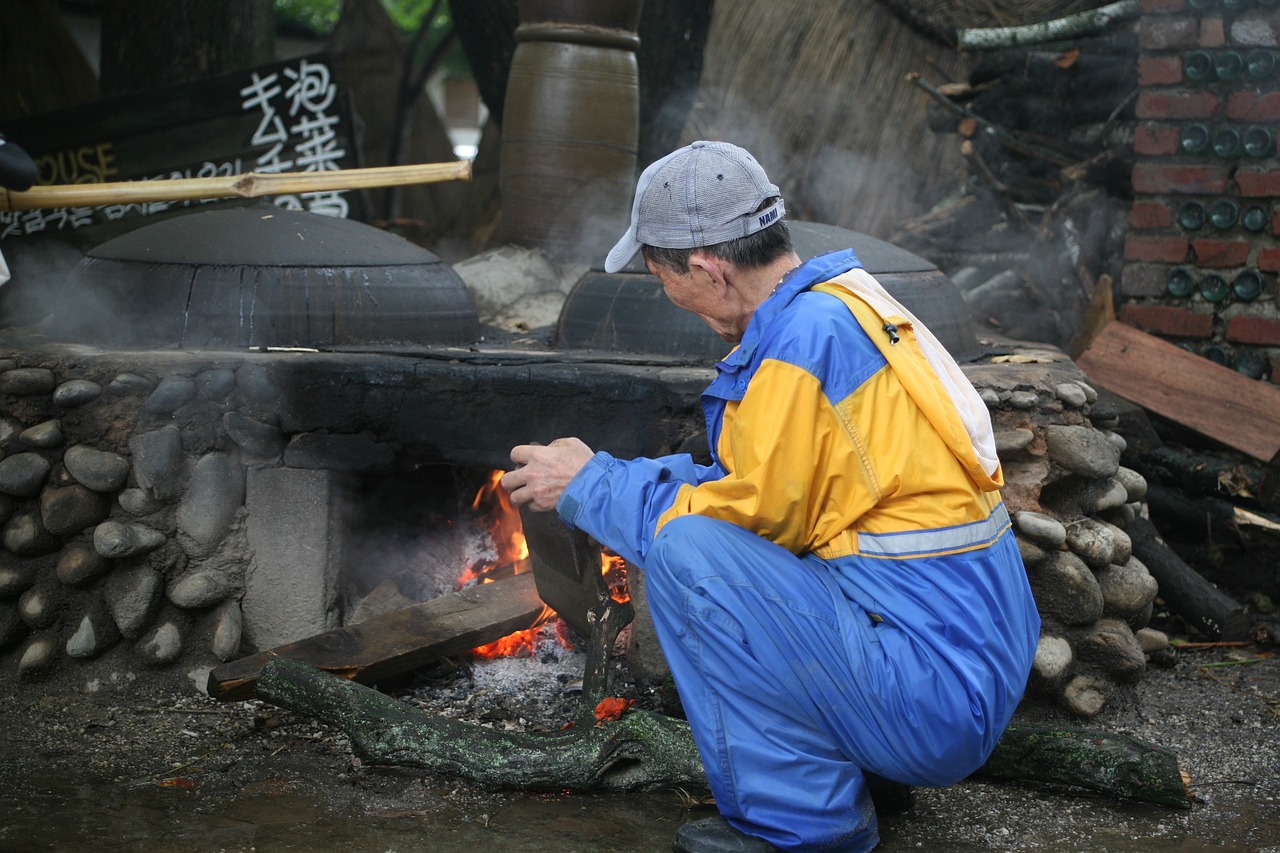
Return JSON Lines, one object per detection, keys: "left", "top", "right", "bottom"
{"left": 643, "top": 515, "right": 1040, "bottom": 851}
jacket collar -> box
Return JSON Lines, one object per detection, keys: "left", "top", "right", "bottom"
{"left": 719, "top": 248, "right": 864, "bottom": 370}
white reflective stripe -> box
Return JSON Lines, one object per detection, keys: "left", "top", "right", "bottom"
{"left": 856, "top": 503, "right": 1011, "bottom": 558}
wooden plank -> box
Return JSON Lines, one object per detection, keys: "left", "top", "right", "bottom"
{"left": 1075, "top": 321, "right": 1280, "bottom": 461}
{"left": 207, "top": 572, "right": 548, "bottom": 702}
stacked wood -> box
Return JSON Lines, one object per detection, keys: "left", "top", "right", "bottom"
{"left": 891, "top": 13, "right": 1138, "bottom": 351}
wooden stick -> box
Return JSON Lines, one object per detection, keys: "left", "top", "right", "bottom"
{"left": 0, "top": 160, "right": 472, "bottom": 212}
{"left": 957, "top": 0, "right": 1141, "bottom": 51}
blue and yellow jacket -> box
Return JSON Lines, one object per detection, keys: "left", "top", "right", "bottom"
{"left": 557, "top": 248, "right": 1009, "bottom": 569}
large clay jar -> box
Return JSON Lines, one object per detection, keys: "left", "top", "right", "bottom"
{"left": 499, "top": 0, "right": 642, "bottom": 266}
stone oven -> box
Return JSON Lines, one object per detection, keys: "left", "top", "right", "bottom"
{"left": 0, "top": 200, "right": 1164, "bottom": 718}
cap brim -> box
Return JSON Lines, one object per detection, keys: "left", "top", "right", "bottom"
{"left": 604, "top": 232, "right": 641, "bottom": 273}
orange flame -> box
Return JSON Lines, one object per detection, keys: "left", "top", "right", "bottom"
{"left": 459, "top": 470, "right": 629, "bottom": 659}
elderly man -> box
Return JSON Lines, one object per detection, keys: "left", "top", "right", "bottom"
{"left": 500, "top": 141, "right": 1040, "bottom": 852}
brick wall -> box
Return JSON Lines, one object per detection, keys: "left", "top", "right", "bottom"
{"left": 1123, "top": 0, "right": 1280, "bottom": 383}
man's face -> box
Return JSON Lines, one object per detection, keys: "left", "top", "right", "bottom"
{"left": 646, "top": 257, "right": 743, "bottom": 343}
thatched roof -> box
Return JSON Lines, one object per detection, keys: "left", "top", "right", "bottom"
{"left": 877, "top": 0, "right": 1116, "bottom": 45}
{"left": 682, "top": 0, "right": 975, "bottom": 239}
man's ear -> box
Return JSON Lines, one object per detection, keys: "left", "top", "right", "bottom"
{"left": 688, "top": 251, "right": 729, "bottom": 291}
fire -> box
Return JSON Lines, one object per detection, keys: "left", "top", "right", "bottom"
{"left": 458, "top": 470, "right": 628, "bottom": 658}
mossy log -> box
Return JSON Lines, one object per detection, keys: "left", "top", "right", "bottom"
{"left": 256, "top": 656, "right": 707, "bottom": 793}
{"left": 257, "top": 658, "right": 1191, "bottom": 808}
{"left": 974, "top": 721, "right": 1191, "bottom": 809}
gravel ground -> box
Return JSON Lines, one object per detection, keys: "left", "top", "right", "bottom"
{"left": 0, "top": 625, "right": 1276, "bottom": 853}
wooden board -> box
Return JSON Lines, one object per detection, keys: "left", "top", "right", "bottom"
{"left": 1075, "top": 321, "right": 1280, "bottom": 462}
{"left": 207, "top": 572, "right": 547, "bottom": 702}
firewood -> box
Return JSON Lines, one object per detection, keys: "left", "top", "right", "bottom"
{"left": 255, "top": 658, "right": 1193, "bottom": 808}
{"left": 956, "top": 1, "right": 1141, "bottom": 51}
{"left": 1128, "top": 516, "right": 1251, "bottom": 641}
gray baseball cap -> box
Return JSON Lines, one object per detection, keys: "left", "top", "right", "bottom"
{"left": 603, "top": 140, "right": 785, "bottom": 273}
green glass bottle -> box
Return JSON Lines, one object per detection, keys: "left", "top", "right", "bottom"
{"left": 1184, "top": 51, "right": 1215, "bottom": 83}
{"left": 1180, "top": 124, "right": 1211, "bottom": 155}
{"left": 1210, "top": 199, "right": 1239, "bottom": 229}
{"left": 1234, "top": 349, "right": 1268, "bottom": 379}
{"left": 1166, "top": 268, "right": 1196, "bottom": 298}
{"left": 1232, "top": 270, "right": 1263, "bottom": 301}
{"left": 1187, "top": 0, "right": 1216, "bottom": 8}
{"left": 1215, "top": 51, "right": 1245, "bottom": 81}
{"left": 1246, "top": 50, "right": 1277, "bottom": 80}
{"left": 1241, "top": 205, "right": 1269, "bottom": 232}
{"left": 1200, "top": 274, "right": 1230, "bottom": 303}
{"left": 1178, "top": 201, "right": 1207, "bottom": 230}
{"left": 1221, "top": 0, "right": 1250, "bottom": 11}
{"left": 1202, "top": 343, "right": 1232, "bottom": 366}
{"left": 1243, "top": 126, "right": 1274, "bottom": 158}
{"left": 1212, "top": 127, "right": 1243, "bottom": 159}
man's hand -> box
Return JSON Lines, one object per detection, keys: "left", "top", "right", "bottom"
{"left": 500, "top": 437, "right": 594, "bottom": 511}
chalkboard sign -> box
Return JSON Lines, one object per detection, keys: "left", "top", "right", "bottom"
{"left": 0, "top": 53, "right": 359, "bottom": 241}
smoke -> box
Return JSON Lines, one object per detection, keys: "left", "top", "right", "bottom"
{"left": 0, "top": 238, "right": 86, "bottom": 331}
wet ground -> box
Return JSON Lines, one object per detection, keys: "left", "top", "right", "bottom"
{"left": 1, "top": 642, "right": 1277, "bottom": 853}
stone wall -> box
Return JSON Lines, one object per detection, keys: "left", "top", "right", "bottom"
{"left": 1123, "top": 0, "right": 1280, "bottom": 381}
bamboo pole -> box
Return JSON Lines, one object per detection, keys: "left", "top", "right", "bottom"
{"left": 0, "top": 160, "right": 472, "bottom": 212}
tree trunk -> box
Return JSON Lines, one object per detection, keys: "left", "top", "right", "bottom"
{"left": 99, "top": 0, "right": 275, "bottom": 97}
{"left": 257, "top": 658, "right": 1191, "bottom": 808}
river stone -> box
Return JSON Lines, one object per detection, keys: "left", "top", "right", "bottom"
{"left": 3, "top": 512, "right": 61, "bottom": 556}
{"left": 1007, "top": 390, "right": 1039, "bottom": 410}
{"left": 94, "top": 521, "right": 165, "bottom": 559}
{"left": 107, "top": 372, "right": 154, "bottom": 396}
{"left": 1013, "top": 510, "right": 1067, "bottom": 549}
{"left": 1065, "top": 518, "right": 1116, "bottom": 569}
{"left": 1031, "top": 635, "right": 1073, "bottom": 687}
{"left": 1115, "top": 467, "right": 1148, "bottom": 502}
{"left": 0, "top": 367, "right": 56, "bottom": 396}
{"left": 169, "top": 570, "right": 232, "bottom": 609}
{"left": 0, "top": 494, "right": 12, "bottom": 525}
{"left": 41, "top": 485, "right": 111, "bottom": 537}
{"left": 56, "top": 543, "right": 110, "bottom": 586}
{"left": 66, "top": 607, "right": 122, "bottom": 659}
{"left": 18, "top": 584, "right": 59, "bottom": 629}
{"left": 1104, "top": 432, "right": 1127, "bottom": 455}
{"left": 137, "top": 621, "right": 183, "bottom": 665}
{"left": 995, "top": 428, "right": 1035, "bottom": 458}
{"left": 176, "top": 453, "right": 244, "bottom": 555}
{"left": 1136, "top": 627, "right": 1170, "bottom": 654}
{"left": 130, "top": 426, "right": 184, "bottom": 500}
{"left": 52, "top": 379, "right": 102, "bottom": 408}
{"left": 1063, "top": 674, "right": 1111, "bottom": 718}
{"left": 64, "top": 445, "right": 130, "bottom": 493}
{"left": 978, "top": 387, "right": 1001, "bottom": 408}
{"left": 0, "top": 453, "right": 51, "bottom": 497}
{"left": 212, "top": 599, "right": 242, "bottom": 661}
{"left": 145, "top": 375, "right": 197, "bottom": 414}
{"left": 1045, "top": 424, "right": 1121, "bottom": 479}
{"left": 17, "top": 637, "right": 56, "bottom": 678}
{"left": 1026, "top": 550, "right": 1104, "bottom": 626}
{"left": 1099, "top": 519, "right": 1132, "bottom": 565}
{"left": 117, "top": 488, "right": 163, "bottom": 517}
{"left": 1016, "top": 535, "right": 1048, "bottom": 567}
{"left": 0, "top": 560, "right": 35, "bottom": 599}
{"left": 0, "top": 416, "right": 21, "bottom": 443}
{"left": 222, "top": 412, "right": 284, "bottom": 460}
{"left": 196, "top": 368, "right": 237, "bottom": 402}
{"left": 1097, "top": 557, "right": 1159, "bottom": 622}
{"left": 1053, "top": 382, "right": 1088, "bottom": 409}
{"left": 236, "top": 363, "right": 279, "bottom": 402}
{"left": 1075, "top": 618, "right": 1146, "bottom": 682}
{"left": 1086, "top": 401, "right": 1120, "bottom": 429}
{"left": 1103, "top": 502, "right": 1137, "bottom": 529}
{"left": 19, "top": 420, "right": 64, "bottom": 448}
{"left": 103, "top": 565, "right": 162, "bottom": 638}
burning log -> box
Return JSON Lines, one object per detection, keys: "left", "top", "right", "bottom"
{"left": 207, "top": 571, "right": 548, "bottom": 702}
{"left": 255, "top": 657, "right": 1192, "bottom": 807}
